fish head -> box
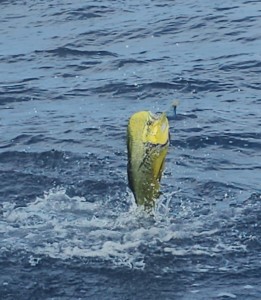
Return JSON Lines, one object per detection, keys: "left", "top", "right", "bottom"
{"left": 142, "top": 111, "right": 169, "bottom": 146}
{"left": 127, "top": 111, "right": 169, "bottom": 147}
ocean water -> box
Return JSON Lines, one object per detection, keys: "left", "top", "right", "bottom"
{"left": 0, "top": 0, "right": 261, "bottom": 299}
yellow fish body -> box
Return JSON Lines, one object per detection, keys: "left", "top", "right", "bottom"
{"left": 127, "top": 111, "right": 169, "bottom": 209}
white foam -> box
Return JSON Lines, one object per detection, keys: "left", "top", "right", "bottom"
{"left": 217, "top": 292, "right": 237, "bottom": 298}
{"left": 243, "top": 285, "right": 254, "bottom": 289}
{"left": 0, "top": 188, "right": 248, "bottom": 270}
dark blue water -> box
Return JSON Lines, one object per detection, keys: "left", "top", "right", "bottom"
{"left": 1, "top": 0, "right": 261, "bottom": 299}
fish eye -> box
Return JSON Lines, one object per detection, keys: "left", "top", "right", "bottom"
{"left": 147, "top": 120, "right": 153, "bottom": 126}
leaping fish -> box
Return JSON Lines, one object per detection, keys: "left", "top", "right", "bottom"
{"left": 127, "top": 111, "right": 169, "bottom": 209}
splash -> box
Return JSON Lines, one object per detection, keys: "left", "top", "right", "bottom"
{"left": 0, "top": 188, "right": 249, "bottom": 270}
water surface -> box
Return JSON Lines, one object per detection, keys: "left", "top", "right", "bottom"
{"left": 0, "top": 0, "right": 261, "bottom": 299}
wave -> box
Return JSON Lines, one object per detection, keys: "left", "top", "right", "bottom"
{"left": 171, "top": 132, "right": 261, "bottom": 150}
{"left": 34, "top": 47, "right": 118, "bottom": 58}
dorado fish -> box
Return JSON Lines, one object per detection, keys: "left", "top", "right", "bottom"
{"left": 127, "top": 111, "right": 169, "bottom": 209}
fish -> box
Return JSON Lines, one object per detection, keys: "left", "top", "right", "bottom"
{"left": 127, "top": 111, "right": 169, "bottom": 209}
